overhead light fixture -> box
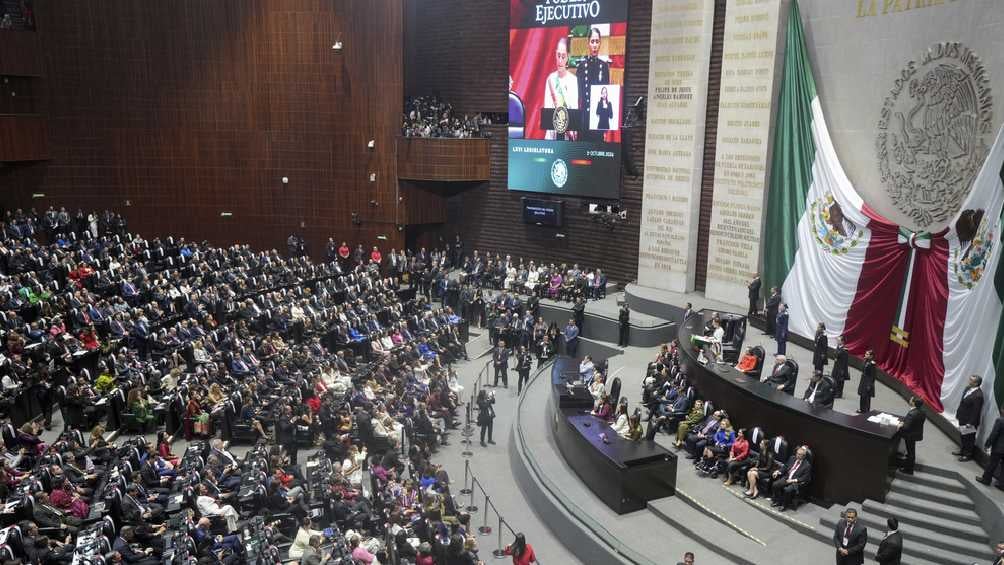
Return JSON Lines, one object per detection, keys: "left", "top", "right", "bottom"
{"left": 220, "top": 212, "right": 233, "bottom": 217}
{"left": 31, "top": 193, "right": 45, "bottom": 199}
{"left": 376, "top": 235, "right": 388, "bottom": 241}
{"left": 332, "top": 35, "right": 343, "bottom": 51}
{"left": 367, "top": 140, "right": 375, "bottom": 149}
{"left": 369, "top": 173, "right": 376, "bottom": 182}
{"left": 281, "top": 176, "right": 289, "bottom": 185}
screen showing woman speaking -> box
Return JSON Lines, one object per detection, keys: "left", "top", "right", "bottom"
{"left": 507, "top": 0, "right": 628, "bottom": 199}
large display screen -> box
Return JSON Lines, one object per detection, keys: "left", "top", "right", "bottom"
{"left": 508, "top": 0, "right": 628, "bottom": 199}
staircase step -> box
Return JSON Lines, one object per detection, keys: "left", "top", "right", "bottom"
{"left": 819, "top": 517, "right": 991, "bottom": 565}
{"left": 882, "top": 491, "right": 981, "bottom": 524}
{"left": 820, "top": 517, "right": 994, "bottom": 564}
{"left": 862, "top": 499, "right": 987, "bottom": 544}
{"left": 894, "top": 469, "right": 968, "bottom": 494}
{"left": 915, "top": 463, "right": 962, "bottom": 479}
{"left": 888, "top": 480, "right": 976, "bottom": 510}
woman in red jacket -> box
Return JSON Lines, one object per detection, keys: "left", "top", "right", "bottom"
{"left": 723, "top": 428, "right": 750, "bottom": 486}
{"left": 503, "top": 533, "right": 536, "bottom": 565}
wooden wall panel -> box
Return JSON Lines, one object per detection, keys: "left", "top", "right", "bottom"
{"left": 0, "top": 115, "right": 48, "bottom": 161}
{"left": 397, "top": 137, "right": 490, "bottom": 181}
{"left": 404, "top": 0, "right": 508, "bottom": 114}
{"left": 0, "top": 32, "right": 43, "bottom": 76}
{"left": 0, "top": 0, "right": 405, "bottom": 254}
{"left": 400, "top": 180, "right": 450, "bottom": 225}
{"left": 407, "top": 0, "right": 652, "bottom": 283}
{"left": 694, "top": 0, "right": 727, "bottom": 292}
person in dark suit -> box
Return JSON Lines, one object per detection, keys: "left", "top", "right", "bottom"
{"left": 875, "top": 517, "right": 902, "bottom": 565}
{"left": 831, "top": 336, "right": 850, "bottom": 398}
{"left": 682, "top": 302, "right": 695, "bottom": 324}
{"left": 113, "top": 526, "right": 161, "bottom": 565}
{"left": 477, "top": 389, "right": 496, "bottom": 447}
{"left": 977, "top": 412, "right": 1004, "bottom": 486}
{"left": 856, "top": 350, "right": 876, "bottom": 414}
{"left": 618, "top": 303, "right": 630, "bottom": 347}
{"left": 514, "top": 346, "right": 533, "bottom": 395}
{"left": 573, "top": 297, "right": 586, "bottom": 330}
{"left": 954, "top": 374, "right": 985, "bottom": 461}
{"left": 775, "top": 304, "right": 789, "bottom": 355}
{"left": 896, "top": 397, "right": 926, "bottom": 474}
{"left": 763, "top": 355, "right": 796, "bottom": 395}
{"left": 299, "top": 534, "right": 331, "bottom": 565}
{"left": 802, "top": 370, "right": 834, "bottom": 408}
{"left": 813, "top": 322, "right": 828, "bottom": 372}
{"left": 833, "top": 508, "right": 867, "bottom": 565}
{"left": 747, "top": 274, "right": 761, "bottom": 318}
{"left": 769, "top": 446, "right": 811, "bottom": 510}
{"left": 765, "top": 287, "right": 781, "bottom": 335}
{"left": 493, "top": 340, "right": 509, "bottom": 388}
{"left": 275, "top": 405, "right": 300, "bottom": 465}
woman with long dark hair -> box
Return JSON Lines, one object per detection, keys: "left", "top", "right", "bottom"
{"left": 476, "top": 389, "right": 495, "bottom": 447}
{"left": 156, "top": 431, "right": 179, "bottom": 466}
{"left": 504, "top": 533, "right": 537, "bottom": 565}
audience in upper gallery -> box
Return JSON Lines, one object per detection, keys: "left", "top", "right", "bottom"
{"left": 0, "top": 206, "right": 503, "bottom": 563}
{"left": 402, "top": 95, "right": 496, "bottom": 139}
{"left": 0, "top": 0, "right": 34, "bottom": 31}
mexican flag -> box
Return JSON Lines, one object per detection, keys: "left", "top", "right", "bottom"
{"left": 764, "top": 0, "right": 1004, "bottom": 437}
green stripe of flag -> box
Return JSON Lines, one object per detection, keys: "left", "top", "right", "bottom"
{"left": 763, "top": 0, "right": 819, "bottom": 293}
{"left": 992, "top": 161, "right": 1004, "bottom": 409}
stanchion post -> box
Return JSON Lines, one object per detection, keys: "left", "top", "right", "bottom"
{"left": 492, "top": 517, "right": 506, "bottom": 559}
{"left": 478, "top": 495, "right": 493, "bottom": 536}
{"left": 462, "top": 400, "right": 474, "bottom": 435}
{"left": 465, "top": 476, "right": 479, "bottom": 513}
{"left": 460, "top": 459, "right": 472, "bottom": 495}
{"left": 461, "top": 404, "right": 474, "bottom": 458}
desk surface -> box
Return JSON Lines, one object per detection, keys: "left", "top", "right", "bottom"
{"left": 679, "top": 317, "right": 897, "bottom": 440}
{"left": 563, "top": 412, "right": 671, "bottom": 468}
{"left": 551, "top": 357, "right": 672, "bottom": 468}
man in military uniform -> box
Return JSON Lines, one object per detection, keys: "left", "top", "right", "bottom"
{"left": 577, "top": 27, "right": 611, "bottom": 142}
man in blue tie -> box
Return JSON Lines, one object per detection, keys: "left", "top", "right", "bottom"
{"left": 563, "top": 318, "right": 580, "bottom": 358}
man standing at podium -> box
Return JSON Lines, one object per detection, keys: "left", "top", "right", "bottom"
{"left": 543, "top": 37, "right": 579, "bottom": 141}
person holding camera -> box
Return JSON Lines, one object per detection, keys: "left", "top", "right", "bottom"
{"left": 477, "top": 389, "right": 496, "bottom": 447}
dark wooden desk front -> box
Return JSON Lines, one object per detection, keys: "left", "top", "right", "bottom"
{"left": 550, "top": 357, "right": 677, "bottom": 514}
{"left": 678, "top": 315, "right": 898, "bottom": 503}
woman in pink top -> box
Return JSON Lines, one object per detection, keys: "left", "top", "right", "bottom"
{"left": 547, "top": 273, "right": 562, "bottom": 299}
{"left": 349, "top": 535, "right": 376, "bottom": 564}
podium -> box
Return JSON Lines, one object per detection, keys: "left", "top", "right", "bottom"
{"left": 539, "top": 107, "right": 584, "bottom": 136}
